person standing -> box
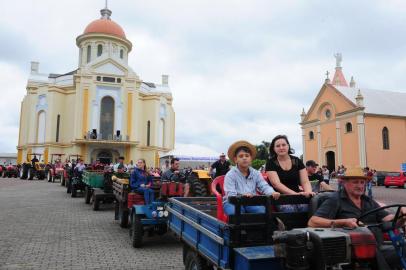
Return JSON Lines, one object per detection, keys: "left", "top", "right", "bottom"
{"left": 322, "top": 165, "right": 330, "bottom": 184}
{"left": 210, "top": 153, "right": 231, "bottom": 179}
{"left": 113, "top": 156, "right": 127, "bottom": 173}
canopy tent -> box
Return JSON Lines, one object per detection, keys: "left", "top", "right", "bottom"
{"left": 161, "top": 143, "right": 221, "bottom": 162}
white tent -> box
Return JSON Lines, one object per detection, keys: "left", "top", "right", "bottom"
{"left": 161, "top": 143, "right": 220, "bottom": 162}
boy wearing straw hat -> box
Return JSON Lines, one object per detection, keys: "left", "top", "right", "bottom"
{"left": 223, "top": 140, "right": 280, "bottom": 216}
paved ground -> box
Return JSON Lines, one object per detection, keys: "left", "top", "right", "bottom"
{"left": 0, "top": 177, "right": 183, "bottom": 270}
{"left": 1, "top": 177, "right": 405, "bottom": 270}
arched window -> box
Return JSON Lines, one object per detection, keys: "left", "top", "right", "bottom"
{"left": 97, "top": 44, "right": 103, "bottom": 57}
{"left": 345, "top": 122, "right": 352, "bottom": 133}
{"left": 309, "top": 131, "right": 314, "bottom": 140}
{"left": 86, "top": 45, "right": 91, "bottom": 63}
{"left": 382, "top": 127, "right": 390, "bottom": 149}
{"left": 100, "top": 96, "right": 115, "bottom": 140}
{"left": 120, "top": 49, "right": 124, "bottom": 59}
{"left": 147, "top": 121, "right": 151, "bottom": 146}
{"left": 56, "top": 114, "right": 60, "bottom": 142}
{"left": 158, "top": 119, "right": 165, "bottom": 147}
{"left": 37, "top": 111, "right": 46, "bottom": 143}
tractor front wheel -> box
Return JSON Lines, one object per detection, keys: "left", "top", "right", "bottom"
{"left": 130, "top": 211, "right": 143, "bottom": 248}
{"left": 71, "top": 186, "right": 77, "bottom": 197}
{"left": 92, "top": 195, "right": 100, "bottom": 211}
{"left": 120, "top": 206, "right": 129, "bottom": 228}
{"left": 84, "top": 186, "right": 91, "bottom": 204}
{"left": 47, "top": 171, "right": 52, "bottom": 182}
{"left": 27, "top": 168, "right": 34, "bottom": 180}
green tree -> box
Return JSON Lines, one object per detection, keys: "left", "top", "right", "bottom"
{"left": 255, "top": 141, "right": 271, "bottom": 160}
{"left": 252, "top": 159, "right": 266, "bottom": 170}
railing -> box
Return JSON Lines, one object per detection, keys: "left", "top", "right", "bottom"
{"left": 83, "top": 132, "right": 130, "bottom": 142}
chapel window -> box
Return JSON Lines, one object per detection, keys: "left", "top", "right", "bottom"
{"left": 382, "top": 127, "right": 390, "bottom": 150}
{"left": 86, "top": 45, "right": 91, "bottom": 63}
{"left": 97, "top": 44, "right": 103, "bottom": 57}
{"left": 56, "top": 114, "right": 60, "bottom": 142}
{"left": 309, "top": 131, "right": 314, "bottom": 140}
{"left": 120, "top": 49, "right": 124, "bottom": 59}
{"left": 147, "top": 121, "right": 151, "bottom": 146}
{"left": 345, "top": 122, "right": 352, "bottom": 133}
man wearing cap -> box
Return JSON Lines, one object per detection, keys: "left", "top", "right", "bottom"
{"left": 223, "top": 140, "right": 280, "bottom": 215}
{"left": 308, "top": 168, "right": 406, "bottom": 269}
{"left": 210, "top": 153, "right": 231, "bottom": 179}
{"left": 114, "top": 156, "right": 127, "bottom": 173}
{"left": 305, "top": 160, "right": 333, "bottom": 192}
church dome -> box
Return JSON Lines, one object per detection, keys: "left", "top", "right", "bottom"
{"left": 83, "top": 7, "right": 126, "bottom": 39}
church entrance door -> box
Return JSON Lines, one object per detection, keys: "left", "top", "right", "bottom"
{"left": 326, "top": 151, "right": 335, "bottom": 173}
{"left": 100, "top": 96, "right": 114, "bottom": 140}
{"left": 97, "top": 151, "right": 113, "bottom": 165}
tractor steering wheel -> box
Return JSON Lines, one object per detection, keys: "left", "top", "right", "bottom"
{"left": 357, "top": 204, "right": 406, "bottom": 230}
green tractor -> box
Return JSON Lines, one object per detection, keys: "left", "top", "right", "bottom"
{"left": 19, "top": 153, "right": 46, "bottom": 180}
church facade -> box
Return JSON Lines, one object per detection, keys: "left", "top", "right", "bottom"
{"left": 17, "top": 6, "right": 175, "bottom": 166}
{"left": 301, "top": 54, "right": 406, "bottom": 172}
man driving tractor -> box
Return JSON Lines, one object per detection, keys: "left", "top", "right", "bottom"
{"left": 161, "top": 158, "right": 190, "bottom": 197}
{"left": 308, "top": 167, "right": 406, "bottom": 269}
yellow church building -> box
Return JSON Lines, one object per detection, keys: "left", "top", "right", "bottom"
{"left": 301, "top": 54, "right": 406, "bottom": 172}
{"left": 17, "top": 6, "right": 175, "bottom": 166}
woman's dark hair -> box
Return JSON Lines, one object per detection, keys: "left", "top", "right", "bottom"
{"left": 269, "top": 135, "right": 293, "bottom": 159}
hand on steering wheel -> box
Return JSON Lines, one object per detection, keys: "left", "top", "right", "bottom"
{"left": 357, "top": 204, "right": 406, "bottom": 231}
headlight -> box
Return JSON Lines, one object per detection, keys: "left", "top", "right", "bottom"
{"left": 152, "top": 211, "right": 157, "bottom": 217}
{"left": 163, "top": 211, "right": 169, "bottom": 217}
{"left": 158, "top": 211, "right": 164, "bottom": 218}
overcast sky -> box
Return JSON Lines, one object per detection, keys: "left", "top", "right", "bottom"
{"left": 1, "top": 0, "right": 406, "bottom": 155}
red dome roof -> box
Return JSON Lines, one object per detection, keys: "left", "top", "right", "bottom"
{"left": 84, "top": 19, "right": 126, "bottom": 39}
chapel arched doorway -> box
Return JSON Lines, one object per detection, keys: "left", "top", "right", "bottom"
{"left": 100, "top": 96, "right": 114, "bottom": 140}
{"left": 325, "top": 151, "right": 335, "bottom": 173}
{"left": 97, "top": 151, "right": 113, "bottom": 164}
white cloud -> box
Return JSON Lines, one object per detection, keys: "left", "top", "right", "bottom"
{"left": 1, "top": 0, "right": 406, "bottom": 157}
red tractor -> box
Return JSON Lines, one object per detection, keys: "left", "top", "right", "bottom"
{"left": 3, "top": 164, "right": 19, "bottom": 178}
{"left": 46, "top": 154, "right": 67, "bottom": 183}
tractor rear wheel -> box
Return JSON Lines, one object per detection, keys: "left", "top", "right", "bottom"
{"left": 60, "top": 175, "right": 65, "bottom": 186}
{"left": 20, "top": 165, "right": 28, "bottom": 179}
{"left": 120, "top": 206, "right": 129, "bottom": 228}
{"left": 184, "top": 250, "right": 209, "bottom": 270}
{"left": 130, "top": 211, "right": 143, "bottom": 248}
{"left": 84, "top": 186, "right": 91, "bottom": 204}
{"left": 27, "top": 168, "right": 34, "bottom": 180}
{"left": 92, "top": 194, "right": 100, "bottom": 211}
{"left": 189, "top": 173, "right": 208, "bottom": 197}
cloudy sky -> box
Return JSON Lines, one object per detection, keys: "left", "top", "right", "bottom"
{"left": 1, "top": 0, "right": 406, "bottom": 155}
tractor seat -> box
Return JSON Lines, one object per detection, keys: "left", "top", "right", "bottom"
{"left": 160, "top": 182, "right": 184, "bottom": 197}
{"left": 211, "top": 176, "right": 227, "bottom": 222}
{"left": 308, "top": 191, "right": 337, "bottom": 218}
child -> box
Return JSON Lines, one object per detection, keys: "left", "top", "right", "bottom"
{"left": 223, "top": 140, "right": 280, "bottom": 215}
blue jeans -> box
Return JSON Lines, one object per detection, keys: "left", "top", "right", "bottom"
{"left": 223, "top": 201, "right": 265, "bottom": 215}
{"left": 277, "top": 204, "right": 308, "bottom": 213}
{"left": 136, "top": 187, "right": 154, "bottom": 205}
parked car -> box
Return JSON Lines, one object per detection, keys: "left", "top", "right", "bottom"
{"left": 384, "top": 172, "right": 406, "bottom": 188}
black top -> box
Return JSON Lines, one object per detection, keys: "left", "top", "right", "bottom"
{"left": 308, "top": 173, "right": 324, "bottom": 192}
{"left": 313, "top": 189, "right": 389, "bottom": 223}
{"left": 211, "top": 160, "right": 231, "bottom": 178}
{"left": 265, "top": 155, "right": 305, "bottom": 192}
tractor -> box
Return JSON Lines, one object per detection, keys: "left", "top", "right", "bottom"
{"left": 3, "top": 164, "right": 18, "bottom": 178}
{"left": 186, "top": 169, "right": 212, "bottom": 196}
{"left": 45, "top": 154, "right": 66, "bottom": 183}
{"left": 65, "top": 154, "right": 82, "bottom": 190}
{"left": 19, "top": 153, "right": 46, "bottom": 180}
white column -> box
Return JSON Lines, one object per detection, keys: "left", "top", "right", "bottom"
{"left": 317, "top": 125, "right": 322, "bottom": 165}
{"left": 336, "top": 120, "right": 342, "bottom": 165}
{"left": 357, "top": 114, "right": 367, "bottom": 167}
{"left": 91, "top": 100, "right": 99, "bottom": 130}
{"left": 301, "top": 127, "right": 306, "bottom": 162}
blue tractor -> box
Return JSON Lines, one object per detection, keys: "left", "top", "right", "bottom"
{"left": 129, "top": 180, "right": 184, "bottom": 248}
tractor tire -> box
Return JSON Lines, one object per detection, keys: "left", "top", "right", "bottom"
{"left": 130, "top": 211, "right": 143, "bottom": 248}
{"left": 66, "top": 180, "right": 71, "bottom": 193}
{"left": 84, "top": 186, "right": 91, "bottom": 204}
{"left": 71, "top": 186, "right": 77, "bottom": 197}
{"left": 20, "top": 165, "right": 28, "bottom": 179}
{"left": 93, "top": 196, "right": 100, "bottom": 211}
{"left": 120, "top": 207, "right": 129, "bottom": 228}
{"left": 184, "top": 250, "right": 209, "bottom": 270}
{"left": 47, "top": 171, "right": 52, "bottom": 182}
{"left": 39, "top": 172, "right": 45, "bottom": 180}
{"left": 189, "top": 174, "right": 208, "bottom": 197}
{"left": 27, "top": 168, "right": 34, "bottom": 180}
{"left": 60, "top": 175, "right": 65, "bottom": 186}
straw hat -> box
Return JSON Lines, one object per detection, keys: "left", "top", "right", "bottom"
{"left": 227, "top": 140, "right": 257, "bottom": 160}
{"left": 339, "top": 167, "right": 371, "bottom": 180}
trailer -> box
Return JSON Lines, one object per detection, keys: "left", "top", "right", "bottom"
{"left": 82, "top": 170, "right": 115, "bottom": 211}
